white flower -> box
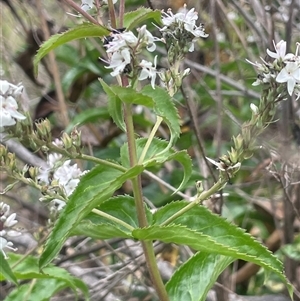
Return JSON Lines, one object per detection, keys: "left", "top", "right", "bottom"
{"left": 38, "top": 153, "right": 88, "bottom": 212}
{"left": 106, "top": 48, "right": 131, "bottom": 76}
{"left": 105, "top": 31, "right": 138, "bottom": 53}
{"left": 137, "top": 25, "right": 161, "bottom": 52}
{"left": 0, "top": 202, "right": 20, "bottom": 259}
{"left": 160, "top": 6, "right": 208, "bottom": 39}
{"left": 0, "top": 237, "right": 17, "bottom": 259}
{"left": 81, "top": 0, "right": 94, "bottom": 11}
{"left": 250, "top": 103, "right": 259, "bottom": 115}
{"left": 266, "top": 40, "right": 295, "bottom": 62}
{"left": 276, "top": 61, "right": 300, "bottom": 96}
{"left": 0, "top": 80, "right": 26, "bottom": 132}
{"left": 138, "top": 56, "right": 158, "bottom": 89}
{"left": 0, "top": 80, "right": 23, "bottom": 97}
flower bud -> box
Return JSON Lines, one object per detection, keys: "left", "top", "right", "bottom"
{"left": 0, "top": 145, "right": 7, "bottom": 157}
{"left": 70, "top": 129, "right": 82, "bottom": 148}
{"left": 62, "top": 132, "right": 73, "bottom": 149}
{"left": 250, "top": 103, "right": 259, "bottom": 115}
{"left": 29, "top": 166, "right": 39, "bottom": 179}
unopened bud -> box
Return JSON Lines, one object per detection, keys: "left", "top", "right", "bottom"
{"left": 6, "top": 152, "right": 16, "bottom": 170}
{"left": 0, "top": 145, "right": 7, "bottom": 157}
{"left": 62, "top": 132, "right": 73, "bottom": 149}
{"left": 250, "top": 103, "right": 259, "bottom": 115}
{"left": 29, "top": 166, "right": 39, "bottom": 179}
{"left": 70, "top": 129, "right": 81, "bottom": 148}
{"left": 196, "top": 181, "right": 204, "bottom": 194}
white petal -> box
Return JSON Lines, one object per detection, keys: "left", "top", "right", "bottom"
{"left": 0, "top": 80, "right": 10, "bottom": 94}
{"left": 287, "top": 78, "right": 296, "bottom": 96}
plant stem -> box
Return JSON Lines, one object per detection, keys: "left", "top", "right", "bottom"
{"left": 161, "top": 179, "right": 226, "bottom": 226}
{"left": 48, "top": 144, "right": 126, "bottom": 171}
{"left": 79, "top": 154, "right": 126, "bottom": 171}
{"left": 123, "top": 101, "right": 169, "bottom": 301}
{"left": 92, "top": 208, "right": 134, "bottom": 231}
{"left": 138, "top": 116, "right": 163, "bottom": 164}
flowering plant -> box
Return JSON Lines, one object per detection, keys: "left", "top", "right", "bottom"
{"left": 1, "top": 1, "right": 299, "bottom": 300}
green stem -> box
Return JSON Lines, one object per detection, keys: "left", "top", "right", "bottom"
{"left": 161, "top": 179, "right": 226, "bottom": 226}
{"left": 48, "top": 144, "right": 126, "bottom": 172}
{"left": 79, "top": 154, "right": 126, "bottom": 172}
{"left": 123, "top": 101, "right": 169, "bottom": 301}
{"left": 138, "top": 116, "right": 163, "bottom": 164}
{"left": 92, "top": 208, "right": 134, "bottom": 231}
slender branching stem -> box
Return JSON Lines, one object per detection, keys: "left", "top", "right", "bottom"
{"left": 92, "top": 208, "right": 135, "bottom": 231}
{"left": 123, "top": 100, "right": 169, "bottom": 301}
{"left": 138, "top": 116, "right": 163, "bottom": 164}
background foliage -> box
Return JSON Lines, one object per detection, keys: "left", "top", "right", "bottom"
{"left": 1, "top": 0, "right": 300, "bottom": 300}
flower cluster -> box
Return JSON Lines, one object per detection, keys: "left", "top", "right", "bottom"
{"left": 38, "top": 153, "right": 87, "bottom": 214}
{"left": 159, "top": 5, "right": 208, "bottom": 59}
{"left": 104, "top": 25, "right": 160, "bottom": 89}
{"left": 248, "top": 40, "right": 300, "bottom": 99}
{"left": 0, "top": 202, "right": 21, "bottom": 259}
{"left": 0, "top": 80, "right": 26, "bottom": 132}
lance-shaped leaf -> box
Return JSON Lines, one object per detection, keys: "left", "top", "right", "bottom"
{"left": 121, "top": 138, "right": 192, "bottom": 191}
{"left": 133, "top": 223, "right": 291, "bottom": 295}
{"left": 166, "top": 252, "right": 234, "bottom": 301}
{"left": 149, "top": 201, "right": 292, "bottom": 295}
{"left": 2, "top": 253, "right": 89, "bottom": 300}
{"left": 100, "top": 80, "right": 155, "bottom": 132}
{"left": 39, "top": 164, "right": 144, "bottom": 270}
{"left": 34, "top": 23, "right": 109, "bottom": 74}
{"left": 72, "top": 195, "right": 153, "bottom": 239}
{"left": 123, "top": 8, "right": 162, "bottom": 30}
{"left": 141, "top": 85, "right": 181, "bottom": 152}
{"left": 0, "top": 252, "right": 18, "bottom": 285}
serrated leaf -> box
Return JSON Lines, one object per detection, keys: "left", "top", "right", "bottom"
{"left": 151, "top": 201, "right": 292, "bottom": 294}
{"left": 100, "top": 80, "right": 155, "bottom": 132}
{"left": 0, "top": 252, "right": 18, "bottom": 285}
{"left": 34, "top": 23, "right": 109, "bottom": 74}
{"left": 123, "top": 8, "right": 162, "bottom": 30}
{"left": 73, "top": 195, "right": 153, "bottom": 238}
{"left": 65, "top": 107, "right": 110, "bottom": 133}
{"left": 121, "top": 138, "right": 192, "bottom": 191}
{"left": 72, "top": 221, "right": 132, "bottom": 239}
{"left": 2, "top": 253, "right": 89, "bottom": 300}
{"left": 141, "top": 85, "right": 181, "bottom": 152}
{"left": 166, "top": 252, "right": 233, "bottom": 301}
{"left": 39, "top": 164, "right": 144, "bottom": 270}
{"left": 133, "top": 224, "right": 252, "bottom": 258}
{"left": 96, "top": 195, "right": 153, "bottom": 227}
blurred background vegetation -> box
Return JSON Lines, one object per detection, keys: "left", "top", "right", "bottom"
{"left": 1, "top": 0, "right": 300, "bottom": 300}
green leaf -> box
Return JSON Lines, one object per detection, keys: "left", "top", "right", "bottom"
{"left": 141, "top": 85, "right": 181, "bottom": 152}
{"left": 73, "top": 195, "right": 153, "bottom": 239}
{"left": 99, "top": 80, "right": 155, "bottom": 132}
{"left": 151, "top": 201, "right": 292, "bottom": 294}
{"left": 95, "top": 195, "right": 153, "bottom": 227}
{"left": 121, "top": 138, "right": 192, "bottom": 191}
{"left": 2, "top": 253, "right": 89, "bottom": 300}
{"left": 65, "top": 107, "right": 110, "bottom": 133}
{"left": 99, "top": 80, "right": 124, "bottom": 131}
{"left": 34, "top": 23, "right": 109, "bottom": 74}
{"left": 39, "top": 164, "right": 144, "bottom": 270}
{"left": 5, "top": 280, "right": 67, "bottom": 301}
{"left": 0, "top": 252, "right": 18, "bottom": 285}
{"left": 166, "top": 252, "right": 233, "bottom": 301}
{"left": 72, "top": 221, "right": 132, "bottom": 239}
{"left": 123, "top": 8, "right": 162, "bottom": 30}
